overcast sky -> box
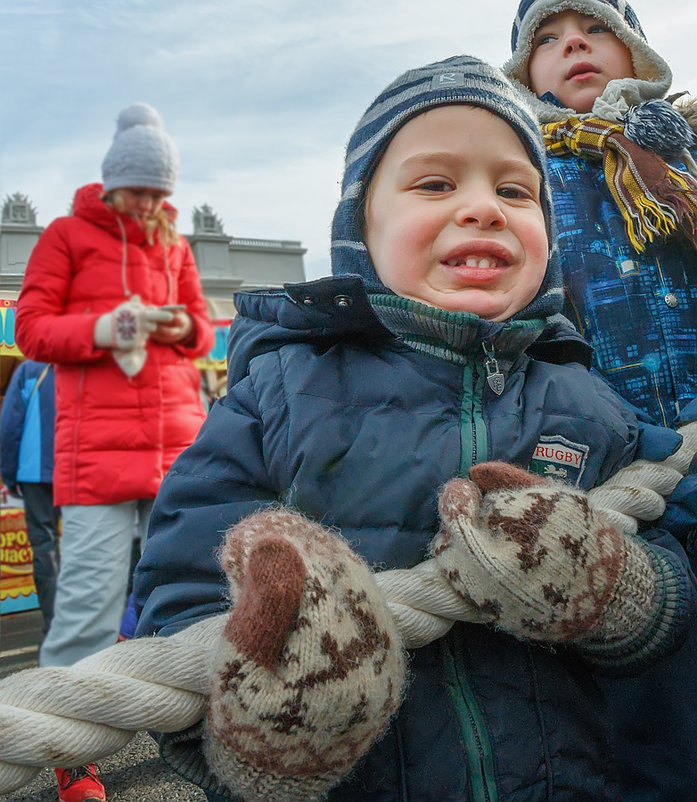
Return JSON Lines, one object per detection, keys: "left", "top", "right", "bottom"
{"left": 3, "top": 0, "right": 697, "bottom": 281}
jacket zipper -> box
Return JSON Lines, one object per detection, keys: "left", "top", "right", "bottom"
{"left": 442, "top": 628, "right": 499, "bottom": 802}
{"left": 68, "top": 305, "right": 92, "bottom": 500}
{"left": 70, "top": 365, "right": 85, "bottom": 501}
{"left": 450, "top": 356, "right": 497, "bottom": 801}
{"left": 459, "top": 358, "right": 487, "bottom": 475}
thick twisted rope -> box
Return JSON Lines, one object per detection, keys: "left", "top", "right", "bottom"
{"left": 588, "top": 420, "right": 697, "bottom": 534}
{"left": 1, "top": 426, "right": 695, "bottom": 793}
{"left": 0, "top": 616, "right": 223, "bottom": 793}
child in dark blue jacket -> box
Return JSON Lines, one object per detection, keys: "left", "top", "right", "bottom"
{"left": 134, "top": 56, "right": 696, "bottom": 802}
{"left": 0, "top": 360, "right": 59, "bottom": 631}
{"left": 503, "top": 3, "right": 697, "bottom": 797}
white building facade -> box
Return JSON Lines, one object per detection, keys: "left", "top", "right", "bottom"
{"left": 0, "top": 194, "right": 306, "bottom": 297}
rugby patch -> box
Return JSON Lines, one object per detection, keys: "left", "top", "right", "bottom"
{"left": 529, "top": 435, "right": 589, "bottom": 487}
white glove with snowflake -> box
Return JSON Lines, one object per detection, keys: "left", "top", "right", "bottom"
{"left": 94, "top": 296, "right": 173, "bottom": 377}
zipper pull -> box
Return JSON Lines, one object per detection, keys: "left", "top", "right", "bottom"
{"left": 482, "top": 342, "right": 505, "bottom": 396}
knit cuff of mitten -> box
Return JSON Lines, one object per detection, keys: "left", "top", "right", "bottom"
{"left": 160, "top": 723, "right": 244, "bottom": 800}
{"left": 575, "top": 542, "right": 691, "bottom": 676}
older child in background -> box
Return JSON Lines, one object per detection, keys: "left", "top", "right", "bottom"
{"left": 504, "top": 0, "right": 697, "bottom": 428}
{"left": 133, "top": 56, "right": 695, "bottom": 802}
{"left": 504, "top": 2, "right": 697, "bottom": 798}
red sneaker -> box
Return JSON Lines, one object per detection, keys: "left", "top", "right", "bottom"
{"left": 55, "top": 764, "right": 106, "bottom": 802}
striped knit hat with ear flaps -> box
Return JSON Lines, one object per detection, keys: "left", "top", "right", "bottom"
{"left": 503, "top": 0, "right": 673, "bottom": 121}
{"left": 330, "top": 55, "right": 564, "bottom": 322}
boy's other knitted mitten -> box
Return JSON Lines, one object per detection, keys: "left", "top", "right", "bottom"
{"left": 204, "top": 507, "right": 406, "bottom": 802}
{"left": 432, "top": 462, "right": 657, "bottom": 644}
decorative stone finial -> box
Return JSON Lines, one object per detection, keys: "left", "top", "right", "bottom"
{"left": 2, "top": 193, "right": 37, "bottom": 226}
{"left": 193, "top": 204, "right": 225, "bottom": 235}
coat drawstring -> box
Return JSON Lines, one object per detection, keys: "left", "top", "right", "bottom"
{"left": 163, "top": 243, "right": 172, "bottom": 304}
{"left": 116, "top": 213, "right": 173, "bottom": 303}
{"left": 115, "top": 215, "right": 131, "bottom": 297}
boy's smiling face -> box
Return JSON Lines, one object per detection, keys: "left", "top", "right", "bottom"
{"left": 528, "top": 10, "right": 635, "bottom": 112}
{"left": 364, "top": 105, "right": 548, "bottom": 321}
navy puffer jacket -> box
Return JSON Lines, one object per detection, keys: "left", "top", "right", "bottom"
{"left": 135, "top": 277, "right": 694, "bottom": 802}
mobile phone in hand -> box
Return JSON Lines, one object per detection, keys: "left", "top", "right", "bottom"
{"left": 160, "top": 304, "right": 187, "bottom": 312}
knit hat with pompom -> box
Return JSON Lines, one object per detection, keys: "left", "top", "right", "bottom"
{"left": 101, "top": 102, "right": 179, "bottom": 194}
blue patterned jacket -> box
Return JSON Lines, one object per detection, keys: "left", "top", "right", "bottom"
{"left": 547, "top": 147, "right": 697, "bottom": 802}
{"left": 549, "top": 150, "right": 697, "bottom": 428}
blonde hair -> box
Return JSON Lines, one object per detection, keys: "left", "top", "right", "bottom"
{"left": 672, "top": 93, "right": 697, "bottom": 134}
{"left": 103, "top": 189, "right": 180, "bottom": 246}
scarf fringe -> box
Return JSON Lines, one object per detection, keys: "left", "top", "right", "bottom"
{"left": 544, "top": 117, "right": 697, "bottom": 253}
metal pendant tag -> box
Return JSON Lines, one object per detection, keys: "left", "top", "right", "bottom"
{"left": 486, "top": 365, "right": 505, "bottom": 395}
{"left": 482, "top": 341, "right": 505, "bottom": 395}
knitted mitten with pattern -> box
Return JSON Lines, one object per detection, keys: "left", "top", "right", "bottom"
{"left": 432, "top": 461, "right": 658, "bottom": 644}
{"left": 203, "top": 507, "right": 406, "bottom": 802}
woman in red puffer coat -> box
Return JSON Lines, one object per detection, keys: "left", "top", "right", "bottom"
{"left": 18, "top": 180, "right": 213, "bottom": 506}
{"left": 15, "top": 102, "right": 214, "bottom": 802}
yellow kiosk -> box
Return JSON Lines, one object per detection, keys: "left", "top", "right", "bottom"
{"left": 1, "top": 294, "right": 39, "bottom": 614}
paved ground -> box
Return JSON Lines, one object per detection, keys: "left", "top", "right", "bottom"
{"left": 0, "top": 732, "right": 207, "bottom": 802}
{"left": 0, "top": 610, "right": 208, "bottom": 801}
{"left": 0, "top": 610, "right": 43, "bottom": 678}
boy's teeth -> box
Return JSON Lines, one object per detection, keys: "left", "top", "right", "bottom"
{"left": 447, "top": 256, "right": 499, "bottom": 268}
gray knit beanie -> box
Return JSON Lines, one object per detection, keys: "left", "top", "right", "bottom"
{"left": 503, "top": 0, "right": 673, "bottom": 121}
{"left": 101, "top": 103, "right": 179, "bottom": 194}
{"left": 331, "top": 54, "right": 563, "bottom": 321}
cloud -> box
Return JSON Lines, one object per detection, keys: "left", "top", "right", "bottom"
{"left": 3, "top": 0, "right": 696, "bottom": 283}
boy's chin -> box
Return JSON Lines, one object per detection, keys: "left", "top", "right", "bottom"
{"left": 555, "top": 86, "right": 603, "bottom": 114}
{"left": 405, "top": 290, "right": 520, "bottom": 321}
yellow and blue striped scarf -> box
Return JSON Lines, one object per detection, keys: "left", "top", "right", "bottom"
{"left": 543, "top": 116, "right": 697, "bottom": 253}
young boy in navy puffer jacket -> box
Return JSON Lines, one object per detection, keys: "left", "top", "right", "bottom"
{"left": 134, "top": 55, "right": 696, "bottom": 802}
